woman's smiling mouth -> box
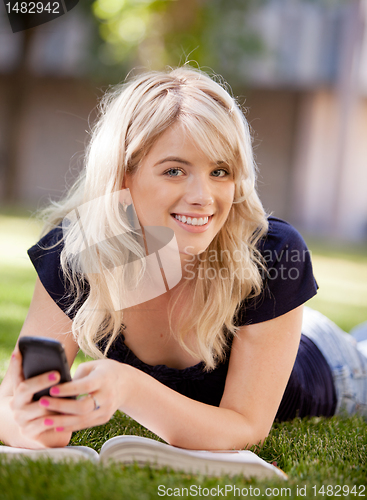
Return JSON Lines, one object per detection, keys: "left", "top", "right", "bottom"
{"left": 171, "top": 214, "right": 214, "bottom": 232}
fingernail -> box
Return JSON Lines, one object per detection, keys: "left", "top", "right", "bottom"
{"left": 44, "top": 418, "right": 54, "bottom": 426}
{"left": 48, "top": 373, "right": 57, "bottom": 381}
{"left": 50, "top": 387, "right": 60, "bottom": 395}
{"left": 11, "top": 353, "right": 16, "bottom": 360}
{"left": 56, "top": 427, "right": 64, "bottom": 432}
{"left": 40, "top": 398, "right": 50, "bottom": 407}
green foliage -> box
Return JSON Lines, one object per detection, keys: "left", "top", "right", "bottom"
{"left": 263, "top": 416, "right": 367, "bottom": 482}
{"left": 1, "top": 415, "right": 366, "bottom": 499}
{"left": 89, "top": 0, "right": 264, "bottom": 83}
{"left": 92, "top": 0, "right": 170, "bottom": 66}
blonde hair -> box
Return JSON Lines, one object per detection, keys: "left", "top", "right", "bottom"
{"left": 41, "top": 66, "right": 268, "bottom": 370}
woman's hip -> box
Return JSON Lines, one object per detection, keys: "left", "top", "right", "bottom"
{"left": 301, "top": 307, "right": 367, "bottom": 417}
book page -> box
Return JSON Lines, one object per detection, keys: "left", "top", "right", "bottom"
{"left": 99, "top": 436, "right": 287, "bottom": 479}
{"left": 0, "top": 445, "right": 99, "bottom": 463}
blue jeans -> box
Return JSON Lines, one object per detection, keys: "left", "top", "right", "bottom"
{"left": 302, "top": 307, "right": 367, "bottom": 417}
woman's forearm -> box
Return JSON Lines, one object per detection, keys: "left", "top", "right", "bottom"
{"left": 1, "top": 356, "right": 267, "bottom": 450}
{"left": 119, "top": 364, "right": 265, "bottom": 450}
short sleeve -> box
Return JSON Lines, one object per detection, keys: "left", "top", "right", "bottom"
{"left": 234, "top": 217, "right": 318, "bottom": 326}
{"left": 27, "top": 227, "right": 88, "bottom": 319}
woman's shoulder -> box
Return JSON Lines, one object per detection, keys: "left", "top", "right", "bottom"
{"left": 234, "top": 216, "right": 318, "bottom": 326}
{"left": 28, "top": 226, "right": 64, "bottom": 258}
{"left": 266, "top": 215, "right": 302, "bottom": 237}
{"left": 27, "top": 226, "right": 65, "bottom": 279}
{"left": 260, "top": 216, "right": 309, "bottom": 254}
{"left": 255, "top": 216, "right": 312, "bottom": 272}
{"left": 27, "top": 225, "right": 85, "bottom": 319}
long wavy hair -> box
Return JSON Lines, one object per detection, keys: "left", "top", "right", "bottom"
{"left": 40, "top": 66, "right": 268, "bottom": 370}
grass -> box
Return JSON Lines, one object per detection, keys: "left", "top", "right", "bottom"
{"left": 0, "top": 213, "right": 366, "bottom": 498}
{"left": 305, "top": 238, "right": 367, "bottom": 332}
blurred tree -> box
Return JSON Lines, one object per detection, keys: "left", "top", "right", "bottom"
{"left": 2, "top": 0, "right": 263, "bottom": 202}
{"left": 90, "top": 0, "right": 263, "bottom": 86}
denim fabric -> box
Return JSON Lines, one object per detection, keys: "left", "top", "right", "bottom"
{"left": 302, "top": 307, "right": 367, "bottom": 417}
{"left": 350, "top": 321, "right": 367, "bottom": 359}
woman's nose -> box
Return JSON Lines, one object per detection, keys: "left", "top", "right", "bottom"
{"left": 184, "top": 176, "right": 214, "bottom": 206}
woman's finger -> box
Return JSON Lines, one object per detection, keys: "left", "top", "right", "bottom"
{"left": 72, "top": 361, "right": 99, "bottom": 381}
{"left": 37, "top": 394, "right": 95, "bottom": 416}
{"left": 12, "top": 370, "right": 61, "bottom": 410}
{"left": 12, "top": 401, "right": 56, "bottom": 427}
{"left": 24, "top": 408, "right": 105, "bottom": 436}
{"left": 19, "top": 417, "right": 74, "bottom": 442}
{"left": 49, "top": 366, "right": 101, "bottom": 399}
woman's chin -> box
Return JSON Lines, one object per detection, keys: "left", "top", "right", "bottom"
{"left": 179, "top": 247, "right": 206, "bottom": 259}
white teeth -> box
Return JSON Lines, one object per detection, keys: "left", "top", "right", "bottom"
{"left": 174, "top": 215, "right": 210, "bottom": 226}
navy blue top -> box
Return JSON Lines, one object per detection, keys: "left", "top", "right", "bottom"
{"left": 28, "top": 216, "right": 336, "bottom": 421}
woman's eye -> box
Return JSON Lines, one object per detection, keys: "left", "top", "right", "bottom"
{"left": 163, "top": 167, "right": 229, "bottom": 178}
{"left": 211, "top": 169, "right": 229, "bottom": 178}
{"left": 164, "top": 168, "right": 184, "bottom": 177}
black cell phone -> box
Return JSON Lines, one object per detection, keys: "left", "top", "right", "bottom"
{"left": 18, "top": 336, "right": 74, "bottom": 401}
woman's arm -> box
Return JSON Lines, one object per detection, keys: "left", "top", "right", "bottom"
{"left": 123, "top": 305, "right": 303, "bottom": 449}
{"left": 35, "top": 305, "right": 303, "bottom": 450}
{"left": 0, "top": 278, "right": 79, "bottom": 448}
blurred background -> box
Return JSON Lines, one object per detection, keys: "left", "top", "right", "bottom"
{"left": 1, "top": 0, "right": 367, "bottom": 240}
{"left": 0, "top": 0, "right": 366, "bottom": 368}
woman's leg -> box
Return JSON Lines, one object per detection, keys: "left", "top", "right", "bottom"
{"left": 301, "top": 307, "right": 367, "bottom": 417}
{"left": 350, "top": 321, "right": 367, "bottom": 359}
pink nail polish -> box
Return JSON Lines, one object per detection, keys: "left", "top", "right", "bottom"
{"left": 44, "top": 418, "right": 54, "bottom": 426}
{"left": 48, "top": 373, "right": 57, "bottom": 381}
{"left": 40, "top": 399, "right": 49, "bottom": 407}
{"left": 50, "top": 387, "right": 60, "bottom": 395}
{"left": 56, "top": 427, "right": 64, "bottom": 432}
{"left": 11, "top": 353, "right": 16, "bottom": 360}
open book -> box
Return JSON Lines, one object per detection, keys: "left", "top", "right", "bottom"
{"left": 0, "top": 435, "right": 286, "bottom": 479}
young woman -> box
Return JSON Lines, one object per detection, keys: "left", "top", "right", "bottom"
{"left": 0, "top": 67, "right": 366, "bottom": 451}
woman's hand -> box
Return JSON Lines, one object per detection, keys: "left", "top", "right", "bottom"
{"left": 18, "top": 359, "right": 132, "bottom": 435}
{"left": 8, "top": 348, "right": 72, "bottom": 448}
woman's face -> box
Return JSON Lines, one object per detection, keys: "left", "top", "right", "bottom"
{"left": 124, "top": 123, "right": 235, "bottom": 261}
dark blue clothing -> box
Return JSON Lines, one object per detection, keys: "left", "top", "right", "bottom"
{"left": 28, "top": 216, "right": 337, "bottom": 420}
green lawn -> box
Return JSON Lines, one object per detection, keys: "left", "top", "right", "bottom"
{"left": 0, "top": 213, "right": 366, "bottom": 499}
{"left": 306, "top": 239, "right": 367, "bottom": 332}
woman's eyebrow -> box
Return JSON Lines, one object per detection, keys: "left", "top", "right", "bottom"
{"left": 154, "top": 156, "right": 221, "bottom": 167}
{"left": 154, "top": 156, "right": 192, "bottom": 167}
